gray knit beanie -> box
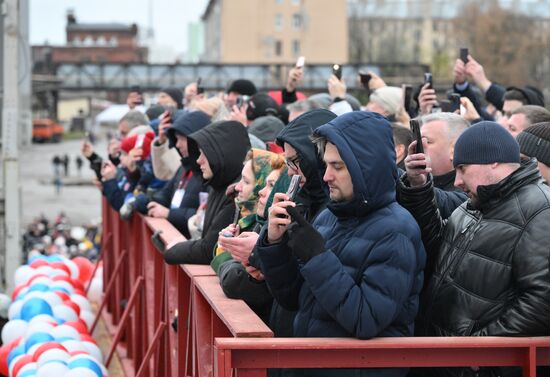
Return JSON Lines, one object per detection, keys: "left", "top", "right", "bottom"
{"left": 517, "top": 122, "right": 550, "bottom": 166}
{"left": 453, "top": 121, "right": 520, "bottom": 167}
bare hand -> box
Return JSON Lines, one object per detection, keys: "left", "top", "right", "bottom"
{"left": 286, "top": 66, "right": 303, "bottom": 92}
{"left": 101, "top": 160, "right": 117, "bottom": 181}
{"left": 230, "top": 103, "right": 248, "bottom": 126}
{"left": 367, "top": 71, "right": 386, "bottom": 90}
{"left": 460, "top": 97, "right": 480, "bottom": 122}
{"left": 108, "top": 139, "right": 121, "bottom": 158}
{"left": 465, "top": 55, "right": 492, "bottom": 92}
{"left": 453, "top": 59, "right": 467, "bottom": 84}
{"left": 328, "top": 74, "right": 347, "bottom": 99}
{"left": 245, "top": 264, "right": 264, "bottom": 281}
{"left": 147, "top": 202, "right": 169, "bottom": 218}
{"left": 218, "top": 232, "right": 259, "bottom": 263}
{"left": 267, "top": 193, "right": 295, "bottom": 244}
{"left": 418, "top": 84, "right": 437, "bottom": 115}
{"left": 405, "top": 140, "right": 432, "bottom": 187}
{"left": 81, "top": 141, "right": 94, "bottom": 158}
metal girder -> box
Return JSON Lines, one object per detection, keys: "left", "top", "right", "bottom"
{"left": 53, "top": 62, "right": 429, "bottom": 92}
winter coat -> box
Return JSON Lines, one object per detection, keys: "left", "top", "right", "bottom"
{"left": 164, "top": 121, "right": 251, "bottom": 264}
{"left": 258, "top": 112, "right": 426, "bottom": 377}
{"left": 398, "top": 158, "right": 550, "bottom": 377}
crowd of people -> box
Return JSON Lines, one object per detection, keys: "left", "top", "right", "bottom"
{"left": 81, "top": 52, "right": 550, "bottom": 377}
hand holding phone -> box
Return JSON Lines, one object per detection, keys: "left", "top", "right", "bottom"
{"left": 409, "top": 119, "right": 426, "bottom": 169}
{"left": 460, "top": 48, "right": 469, "bottom": 64}
{"left": 296, "top": 56, "right": 305, "bottom": 68}
{"left": 276, "top": 175, "right": 302, "bottom": 219}
{"left": 424, "top": 72, "right": 433, "bottom": 90}
{"left": 359, "top": 71, "right": 372, "bottom": 90}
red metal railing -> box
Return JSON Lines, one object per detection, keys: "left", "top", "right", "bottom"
{"left": 99, "top": 198, "right": 550, "bottom": 377}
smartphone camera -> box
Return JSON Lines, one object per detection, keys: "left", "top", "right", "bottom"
{"left": 332, "top": 64, "right": 342, "bottom": 80}
{"left": 423, "top": 72, "right": 433, "bottom": 90}
{"left": 409, "top": 119, "right": 426, "bottom": 169}
{"left": 359, "top": 71, "right": 372, "bottom": 90}
{"left": 460, "top": 48, "right": 469, "bottom": 64}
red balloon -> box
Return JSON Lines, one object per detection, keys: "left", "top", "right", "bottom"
{"left": 73, "top": 288, "right": 86, "bottom": 296}
{"left": 30, "top": 259, "right": 49, "bottom": 269}
{"left": 32, "top": 342, "right": 67, "bottom": 362}
{"left": 52, "top": 275, "right": 71, "bottom": 284}
{"left": 0, "top": 337, "right": 22, "bottom": 375}
{"left": 63, "top": 300, "right": 81, "bottom": 316}
{"left": 27, "top": 273, "right": 49, "bottom": 285}
{"left": 11, "top": 284, "right": 28, "bottom": 300}
{"left": 64, "top": 320, "right": 89, "bottom": 335}
{"left": 54, "top": 291, "right": 70, "bottom": 302}
{"left": 50, "top": 262, "right": 71, "bottom": 276}
{"left": 71, "top": 257, "right": 94, "bottom": 284}
{"left": 71, "top": 279, "right": 85, "bottom": 292}
{"left": 12, "top": 354, "right": 33, "bottom": 377}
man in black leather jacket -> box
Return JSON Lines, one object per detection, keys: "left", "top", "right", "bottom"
{"left": 398, "top": 121, "right": 550, "bottom": 377}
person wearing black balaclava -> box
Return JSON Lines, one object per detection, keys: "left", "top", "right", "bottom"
{"left": 164, "top": 121, "right": 251, "bottom": 264}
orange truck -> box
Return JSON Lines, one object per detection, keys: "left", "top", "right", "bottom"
{"left": 32, "top": 119, "right": 64, "bottom": 143}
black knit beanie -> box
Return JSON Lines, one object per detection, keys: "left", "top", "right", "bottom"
{"left": 453, "top": 121, "right": 520, "bottom": 167}
{"left": 517, "top": 122, "right": 550, "bottom": 166}
{"left": 160, "top": 87, "right": 183, "bottom": 109}
{"left": 226, "top": 79, "right": 257, "bottom": 96}
{"left": 506, "top": 86, "right": 545, "bottom": 107}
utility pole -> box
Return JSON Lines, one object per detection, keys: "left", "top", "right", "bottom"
{"left": 1, "top": 0, "right": 22, "bottom": 293}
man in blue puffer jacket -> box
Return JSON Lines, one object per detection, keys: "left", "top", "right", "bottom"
{"left": 257, "top": 111, "right": 426, "bottom": 377}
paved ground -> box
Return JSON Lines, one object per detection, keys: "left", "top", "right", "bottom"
{"left": 17, "top": 137, "right": 108, "bottom": 226}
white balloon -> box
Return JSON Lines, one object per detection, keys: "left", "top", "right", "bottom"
{"left": 61, "top": 339, "right": 88, "bottom": 354}
{"left": 87, "top": 278, "right": 102, "bottom": 303}
{"left": 1, "top": 319, "right": 28, "bottom": 344}
{"left": 8, "top": 299, "right": 23, "bottom": 320}
{"left": 48, "top": 269, "right": 69, "bottom": 278}
{"left": 69, "top": 294, "right": 91, "bottom": 313}
{"left": 25, "top": 321, "right": 56, "bottom": 339}
{"left": 41, "top": 292, "right": 63, "bottom": 308}
{"left": 81, "top": 342, "right": 103, "bottom": 364}
{"left": 53, "top": 305, "right": 78, "bottom": 322}
{"left": 36, "top": 266, "right": 54, "bottom": 276}
{"left": 22, "top": 291, "right": 49, "bottom": 303}
{"left": 94, "top": 267, "right": 103, "bottom": 280}
{"left": 15, "top": 265, "right": 35, "bottom": 286}
{"left": 63, "top": 367, "right": 98, "bottom": 377}
{"left": 79, "top": 310, "right": 94, "bottom": 331}
{"left": 17, "top": 361, "right": 37, "bottom": 376}
{"left": 37, "top": 348, "right": 70, "bottom": 366}
{"left": 63, "top": 259, "right": 79, "bottom": 280}
{"left": 37, "top": 361, "right": 68, "bottom": 377}
{"left": 28, "top": 276, "right": 53, "bottom": 287}
{"left": 50, "top": 324, "right": 81, "bottom": 341}
{"left": 51, "top": 281, "right": 75, "bottom": 294}
{"left": 68, "top": 354, "right": 108, "bottom": 376}
{"left": 13, "top": 286, "right": 29, "bottom": 301}
{"left": 29, "top": 314, "right": 57, "bottom": 326}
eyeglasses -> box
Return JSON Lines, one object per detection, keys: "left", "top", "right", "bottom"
{"left": 286, "top": 155, "right": 300, "bottom": 171}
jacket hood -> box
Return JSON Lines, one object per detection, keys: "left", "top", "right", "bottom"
{"left": 314, "top": 111, "right": 398, "bottom": 217}
{"left": 166, "top": 111, "right": 211, "bottom": 149}
{"left": 276, "top": 109, "right": 336, "bottom": 208}
{"left": 188, "top": 120, "right": 251, "bottom": 189}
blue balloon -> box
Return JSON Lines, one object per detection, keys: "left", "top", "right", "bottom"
{"left": 18, "top": 369, "right": 37, "bottom": 377}
{"left": 24, "top": 332, "right": 54, "bottom": 352}
{"left": 68, "top": 358, "right": 103, "bottom": 377}
{"left": 47, "top": 255, "right": 63, "bottom": 263}
{"left": 7, "top": 344, "right": 25, "bottom": 366}
{"left": 28, "top": 255, "right": 47, "bottom": 264}
{"left": 20, "top": 297, "right": 53, "bottom": 321}
{"left": 28, "top": 284, "right": 50, "bottom": 293}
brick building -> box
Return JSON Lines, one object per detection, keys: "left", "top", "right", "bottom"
{"left": 32, "top": 10, "right": 148, "bottom": 71}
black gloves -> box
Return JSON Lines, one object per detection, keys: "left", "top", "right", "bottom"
{"left": 286, "top": 206, "right": 325, "bottom": 263}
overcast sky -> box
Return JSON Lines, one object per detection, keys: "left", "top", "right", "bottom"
{"left": 29, "top": 0, "right": 208, "bottom": 61}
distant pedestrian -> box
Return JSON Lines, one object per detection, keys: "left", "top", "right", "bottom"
{"left": 75, "top": 155, "right": 83, "bottom": 177}
{"left": 62, "top": 154, "right": 69, "bottom": 176}
{"left": 52, "top": 155, "right": 63, "bottom": 195}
